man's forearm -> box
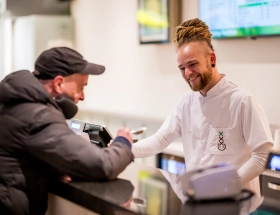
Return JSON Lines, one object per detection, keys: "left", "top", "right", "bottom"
{"left": 237, "top": 142, "right": 272, "bottom": 185}
{"left": 132, "top": 132, "right": 170, "bottom": 158}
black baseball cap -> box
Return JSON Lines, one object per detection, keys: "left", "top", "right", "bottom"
{"left": 33, "top": 47, "right": 105, "bottom": 80}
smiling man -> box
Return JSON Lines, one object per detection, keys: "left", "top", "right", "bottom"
{"left": 132, "top": 18, "right": 273, "bottom": 196}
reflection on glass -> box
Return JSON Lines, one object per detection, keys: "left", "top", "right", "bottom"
{"left": 137, "top": 170, "right": 168, "bottom": 215}
{"left": 132, "top": 197, "right": 147, "bottom": 207}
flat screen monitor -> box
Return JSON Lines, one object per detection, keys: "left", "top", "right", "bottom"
{"left": 158, "top": 153, "right": 186, "bottom": 175}
{"left": 266, "top": 152, "right": 280, "bottom": 171}
{"left": 199, "top": 0, "right": 280, "bottom": 38}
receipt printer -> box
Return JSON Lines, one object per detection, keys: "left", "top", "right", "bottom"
{"left": 177, "top": 164, "right": 241, "bottom": 201}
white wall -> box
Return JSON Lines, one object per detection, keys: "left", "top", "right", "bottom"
{"left": 13, "top": 15, "right": 74, "bottom": 72}
{"left": 0, "top": 1, "right": 6, "bottom": 78}
{"left": 71, "top": 0, "right": 280, "bottom": 125}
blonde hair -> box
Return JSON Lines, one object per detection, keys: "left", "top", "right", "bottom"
{"left": 173, "top": 18, "right": 214, "bottom": 51}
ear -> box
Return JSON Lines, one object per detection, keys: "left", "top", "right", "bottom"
{"left": 53, "top": 75, "right": 65, "bottom": 94}
{"left": 210, "top": 52, "right": 216, "bottom": 65}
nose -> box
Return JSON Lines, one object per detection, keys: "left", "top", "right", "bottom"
{"left": 79, "top": 91, "right": 85, "bottom": 101}
{"left": 183, "top": 68, "right": 193, "bottom": 79}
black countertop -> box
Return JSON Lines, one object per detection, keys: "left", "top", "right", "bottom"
{"left": 49, "top": 162, "right": 280, "bottom": 215}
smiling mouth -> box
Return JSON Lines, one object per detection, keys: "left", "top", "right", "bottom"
{"left": 188, "top": 75, "right": 200, "bottom": 82}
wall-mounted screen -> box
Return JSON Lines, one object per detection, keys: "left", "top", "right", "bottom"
{"left": 266, "top": 152, "right": 280, "bottom": 171}
{"left": 199, "top": 0, "right": 280, "bottom": 38}
{"left": 158, "top": 153, "right": 186, "bottom": 175}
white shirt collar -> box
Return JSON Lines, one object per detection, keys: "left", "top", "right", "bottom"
{"left": 199, "top": 74, "right": 226, "bottom": 97}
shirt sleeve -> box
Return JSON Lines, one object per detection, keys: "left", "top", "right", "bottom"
{"left": 241, "top": 95, "right": 273, "bottom": 151}
{"left": 237, "top": 142, "right": 272, "bottom": 185}
{"left": 132, "top": 132, "right": 169, "bottom": 158}
{"left": 132, "top": 102, "right": 182, "bottom": 158}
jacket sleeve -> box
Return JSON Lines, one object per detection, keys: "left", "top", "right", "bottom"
{"left": 26, "top": 110, "right": 134, "bottom": 181}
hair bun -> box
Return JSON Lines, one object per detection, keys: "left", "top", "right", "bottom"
{"left": 173, "top": 18, "right": 212, "bottom": 49}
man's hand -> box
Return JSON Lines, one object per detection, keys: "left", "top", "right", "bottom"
{"left": 116, "top": 127, "right": 133, "bottom": 144}
{"left": 108, "top": 140, "right": 113, "bottom": 147}
{"left": 108, "top": 127, "right": 133, "bottom": 147}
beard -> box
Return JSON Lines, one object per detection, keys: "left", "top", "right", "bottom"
{"left": 185, "top": 64, "right": 213, "bottom": 91}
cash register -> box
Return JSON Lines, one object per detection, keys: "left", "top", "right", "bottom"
{"left": 69, "top": 119, "right": 113, "bottom": 148}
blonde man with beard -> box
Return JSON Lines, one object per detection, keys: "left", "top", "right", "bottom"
{"left": 132, "top": 18, "right": 273, "bottom": 195}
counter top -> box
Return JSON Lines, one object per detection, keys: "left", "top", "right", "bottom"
{"left": 49, "top": 162, "right": 280, "bottom": 215}
{"left": 262, "top": 169, "right": 280, "bottom": 178}
{"left": 49, "top": 178, "right": 138, "bottom": 214}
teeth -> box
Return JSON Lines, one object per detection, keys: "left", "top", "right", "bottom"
{"left": 189, "top": 76, "right": 198, "bottom": 81}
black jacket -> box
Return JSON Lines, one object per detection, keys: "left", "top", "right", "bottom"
{"left": 0, "top": 70, "right": 134, "bottom": 215}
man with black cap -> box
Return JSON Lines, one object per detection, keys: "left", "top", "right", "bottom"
{"left": 0, "top": 47, "right": 134, "bottom": 215}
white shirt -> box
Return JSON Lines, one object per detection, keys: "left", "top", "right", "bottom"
{"left": 154, "top": 75, "right": 272, "bottom": 169}
{"left": 132, "top": 75, "right": 273, "bottom": 194}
